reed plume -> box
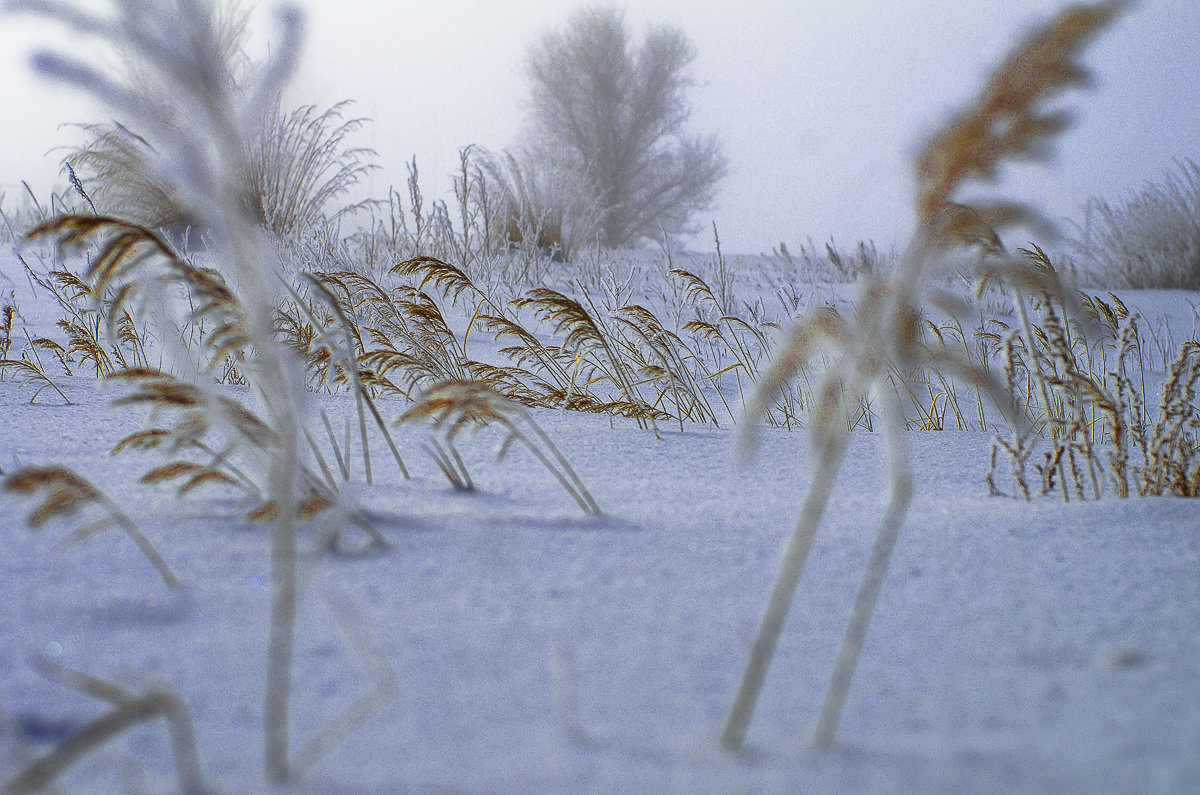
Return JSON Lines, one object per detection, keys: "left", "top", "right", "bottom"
{"left": 723, "top": 0, "right": 1123, "bottom": 752}
{"left": 399, "top": 379, "right": 601, "bottom": 515}
{"left": 8, "top": 0, "right": 370, "bottom": 782}
{"left": 4, "top": 465, "right": 180, "bottom": 587}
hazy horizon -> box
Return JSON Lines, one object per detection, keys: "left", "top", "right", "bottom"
{"left": 2, "top": 0, "right": 1198, "bottom": 254}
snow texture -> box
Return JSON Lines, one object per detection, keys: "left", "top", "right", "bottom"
{"left": 2, "top": 248, "right": 1200, "bottom": 793}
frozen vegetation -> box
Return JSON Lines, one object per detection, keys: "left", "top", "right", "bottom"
{"left": 2, "top": 0, "right": 1200, "bottom": 792}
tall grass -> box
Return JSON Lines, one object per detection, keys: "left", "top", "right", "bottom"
{"left": 987, "top": 250, "right": 1200, "bottom": 500}
{"left": 67, "top": 99, "right": 378, "bottom": 240}
{"left": 1073, "top": 158, "right": 1200, "bottom": 289}
{"left": 4, "top": 0, "right": 360, "bottom": 785}
{"left": 251, "top": 100, "right": 378, "bottom": 237}
{"left": 4, "top": 0, "right": 1195, "bottom": 784}
{"left": 67, "top": 122, "right": 190, "bottom": 228}
{"left": 56, "top": 0, "right": 376, "bottom": 241}
{"left": 722, "top": 0, "right": 1124, "bottom": 751}
{"left": 476, "top": 145, "right": 603, "bottom": 264}
{"left": 767, "top": 238, "right": 892, "bottom": 284}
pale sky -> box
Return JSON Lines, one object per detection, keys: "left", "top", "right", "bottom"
{"left": 2, "top": 1, "right": 1198, "bottom": 254}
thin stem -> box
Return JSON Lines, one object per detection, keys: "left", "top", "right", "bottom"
{"left": 812, "top": 406, "right": 913, "bottom": 747}
{"left": 358, "top": 383, "right": 410, "bottom": 480}
{"left": 722, "top": 430, "right": 849, "bottom": 751}
{"left": 321, "top": 410, "right": 350, "bottom": 481}
{"left": 264, "top": 496, "right": 297, "bottom": 783}
{"left": 101, "top": 497, "right": 181, "bottom": 587}
{"left": 515, "top": 411, "right": 601, "bottom": 515}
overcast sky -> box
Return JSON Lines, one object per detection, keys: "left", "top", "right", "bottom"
{"left": 2, "top": 1, "right": 1198, "bottom": 254}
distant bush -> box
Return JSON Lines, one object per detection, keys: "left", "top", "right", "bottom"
{"left": 477, "top": 147, "right": 602, "bottom": 263}
{"left": 1073, "top": 159, "right": 1200, "bottom": 290}
{"left": 248, "top": 101, "right": 377, "bottom": 237}
{"left": 67, "top": 122, "right": 187, "bottom": 228}
{"left": 64, "top": 3, "right": 375, "bottom": 240}
{"left": 768, "top": 238, "right": 892, "bottom": 283}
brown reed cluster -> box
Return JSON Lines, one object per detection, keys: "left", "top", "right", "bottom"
{"left": 296, "top": 254, "right": 786, "bottom": 432}
{"left": 398, "top": 379, "right": 601, "bottom": 515}
{"left": 986, "top": 246, "right": 1200, "bottom": 501}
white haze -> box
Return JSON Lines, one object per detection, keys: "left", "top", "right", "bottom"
{"left": 2, "top": 0, "right": 1198, "bottom": 253}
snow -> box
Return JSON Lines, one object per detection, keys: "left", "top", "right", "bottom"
{"left": 3, "top": 246, "right": 1200, "bottom": 793}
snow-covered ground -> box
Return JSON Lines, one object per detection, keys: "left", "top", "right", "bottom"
{"left": 3, "top": 245, "right": 1200, "bottom": 793}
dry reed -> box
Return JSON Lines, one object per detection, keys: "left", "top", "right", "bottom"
{"left": 398, "top": 379, "right": 601, "bottom": 515}
{"left": 723, "top": 0, "right": 1122, "bottom": 752}
{"left": 8, "top": 0, "right": 379, "bottom": 784}
{"left": 4, "top": 465, "right": 180, "bottom": 586}
{"left": 3, "top": 658, "right": 206, "bottom": 795}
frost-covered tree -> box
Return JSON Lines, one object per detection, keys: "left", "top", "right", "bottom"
{"left": 523, "top": 5, "right": 726, "bottom": 248}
